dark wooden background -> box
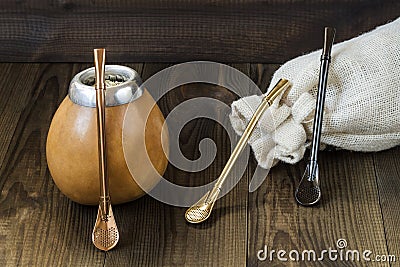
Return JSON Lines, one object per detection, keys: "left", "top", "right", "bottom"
{"left": 0, "top": 0, "right": 399, "bottom": 62}
{"left": 0, "top": 1, "right": 399, "bottom": 267}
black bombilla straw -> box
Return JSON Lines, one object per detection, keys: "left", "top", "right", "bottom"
{"left": 295, "top": 27, "right": 336, "bottom": 206}
{"left": 308, "top": 27, "right": 336, "bottom": 179}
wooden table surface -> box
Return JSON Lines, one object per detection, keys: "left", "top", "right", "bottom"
{"left": 0, "top": 62, "right": 399, "bottom": 267}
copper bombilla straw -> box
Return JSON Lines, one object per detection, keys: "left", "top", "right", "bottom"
{"left": 92, "top": 49, "right": 119, "bottom": 251}
{"left": 94, "top": 48, "right": 109, "bottom": 217}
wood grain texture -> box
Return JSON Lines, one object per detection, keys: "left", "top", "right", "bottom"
{"left": 373, "top": 147, "right": 400, "bottom": 267}
{"left": 0, "top": 1, "right": 399, "bottom": 62}
{"left": 247, "top": 64, "right": 393, "bottom": 267}
{"left": 247, "top": 152, "right": 391, "bottom": 267}
{"left": 0, "top": 63, "right": 399, "bottom": 267}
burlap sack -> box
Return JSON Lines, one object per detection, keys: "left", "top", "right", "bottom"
{"left": 229, "top": 18, "right": 400, "bottom": 170}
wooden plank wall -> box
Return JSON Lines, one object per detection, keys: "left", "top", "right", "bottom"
{"left": 0, "top": 0, "right": 399, "bottom": 62}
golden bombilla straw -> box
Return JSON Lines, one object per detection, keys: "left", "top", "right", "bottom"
{"left": 185, "top": 79, "right": 291, "bottom": 224}
{"left": 92, "top": 48, "right": 119, "bottom": 251}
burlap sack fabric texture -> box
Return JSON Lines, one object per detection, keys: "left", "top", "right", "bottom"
{"left": 229, "top": 18, "right": 400, "bottom": 170}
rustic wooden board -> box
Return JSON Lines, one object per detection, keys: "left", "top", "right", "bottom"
{"left": 247, "top": 152, "right": 392, "bottom": 267}
{"left": 0, "top": 63, "right": 101, "bottom": 266}
{"left": 0, "top": 1, "right": 399, "bottom": 62}
{"left": 0, "top": 63, "right": 399, "bottom": 267}
{"left": 246, "top": 64, "right": 391, "bottom": 267}
{"left": 373, "top": 147, "right": 400, "bottom": 266}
